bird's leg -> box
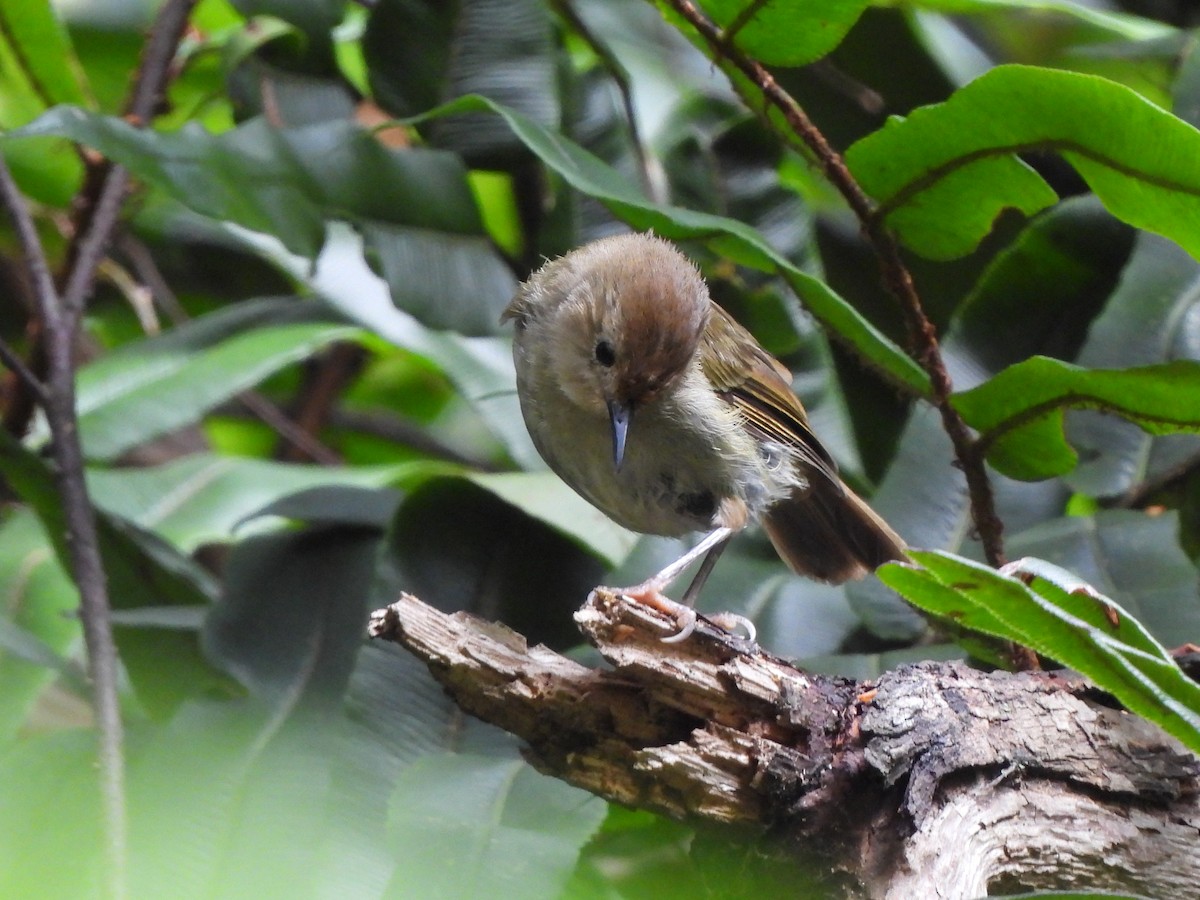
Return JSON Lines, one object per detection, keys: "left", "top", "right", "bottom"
{"left": 680, "top": 533, "right": 730, "bottom": 606}
{"left": 614, "top": 527, "right": 755, "bottom": 643}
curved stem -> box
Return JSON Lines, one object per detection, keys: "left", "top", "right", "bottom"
{"left": 662, "top": 0, "right": 1006, "bottom": 567}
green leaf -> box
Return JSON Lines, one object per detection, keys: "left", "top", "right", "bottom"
{"left": 0, "top": 0, "right": 88, "bottom": 205}
{"left": 911, "top": 0, "right": 1173, "bottom": 43}
{"left": 386, "top": 753, "right": 606, "bottom": 900}
{"left": 0, "top": 0, "right": 89, "bottom": 112}
{"left": 68, "top": 297, "right": 362, "bottom": 461}
{"left": 243, "top": 484, "right": 406, "bottom": 530}
{"left": 0, "top": 430, "right": 224, "bottom": 717}
{"left": 0, "top": 730, "right": 101, "bottom": 898}
{"left": 944, "top": 196, "right": 1134, "bottom": 388}
{"left": 0, "top": 509, "right": 82, "bottom": 744}
{"left": 204, "top": 525, "right": 380, "bottom": 713}
{"left": 237, "top": 223, "right": 540, "bottom": 470}
{"left": 9, "top": 108, "right": 517, "bottom": 334}
{"left": 847, "top": 65, "right": 1200, "bottom": 261}
{"left": 1007, "top": 511, "right": 1200, "bottom": 650}
{"left": 693, "top": 0, "right": 869, "bottom": 66}
{"left": 88, "top": 452, "right": 438, "bottom": 553}
{"left": 1065, "top": 233, "right": 1200, "bottom": 497}
{"left": 466, "top": 471, "right": 637, "bottom": 567}
{"left": 656, "top": 96, "right": 815, "bottom": 270}
{"left": 406, "top": 94, "right": 930, "bottom": 396}
{"left": 378, "top": 478, "right": 606, "bottom": 648}
{"left": 878, "top": 550, "right": 1200, "bottom": 755}
{"left": 952, "top": 357, "right": 1200, "bottom": 480}
{"left": 365, "top": 0, "right": 559, "bottom": 167}
{"left": 322, "top": 641, "right": 536, "bottom": 893}
{"left": 126, "top": 700, "right": 340, "bottom": 899}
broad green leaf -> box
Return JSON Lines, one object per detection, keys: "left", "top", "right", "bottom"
{"left": 0, "top": 730, "right": 101, "bottom": 898}
{"left": 127, "top": 701, "right": 340, "bottom": 900}
{"left": 0, "top": 509, "right": 83, "bottom": 744}
{"left": 1007, "top": 511, "right": 1200, "bottom": 650}
{"left": 952, "top": 357, "right": 1200, "bottom": 480}
{"left": 234, "top": 223, "right": 540, "bottom": 470}
{"left": 0, "top": 0, "right": 88, "bottom": 205}
{"left": 691, "top": 0, "right": 870, "bottom": 67}
{"left": 944, "top": 196, "right": 1134, "bottom": 389}
{"left": 386, "top": 753, "right": 606, "bottom": 900}
{"left": 879, "top": 551, "right": 1200, "bottom": 754}
{"left": 204, "top": 526, "right": 380, "bottom": 713}
{"left": 847, "top": 65, "right": 1200, "bottom": 261}
{"left": 910, "top": 0, "right": 1171, "bottom": 44}
{"left": 242, "top": 484, "right": 406, "bottom": 530}
{"left": 0, "top": 0, "right": 89, "bottom": 112}
{"left": 1065, "top": 234, "right": 1200, "bottom": 497}
{"left": 69, "top": 297, "right": 362, "bottom": 461}
{"left": 88, "top": 452, "right": 439, "bottom": 553}
{"left": 319, "top": 642, "right": 533, "bottom": 895}
{"left": 407, "top": 95, "right": 930, "bottom": 396}
{"left": 365, "top": 0, "right": 559, "bottom": 167}
{"left": 467, "top": 471, "right": 637, "bottom": 567}
{"left": 379, "top": 478, "right": 606, "bottom": 647}
{"left": 656, "top": 96, "right": 815, "bottom": 271}
{"left": 0, "top": 430, "right": 223, "bottom": 717}
{"left": 9, "top": 108, "right": 517, "bottom": 334}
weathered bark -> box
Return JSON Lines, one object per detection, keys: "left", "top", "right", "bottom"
{"left": 368, "top": 590, "right": 1200, "bottom": 899}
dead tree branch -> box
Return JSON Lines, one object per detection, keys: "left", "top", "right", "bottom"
{"left": 370, "top": 592, "right": 1200, "bottom": 899}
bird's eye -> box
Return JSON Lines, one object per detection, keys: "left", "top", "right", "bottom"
{"left": 594, "top": 340, "right": 616, "bottom": 368}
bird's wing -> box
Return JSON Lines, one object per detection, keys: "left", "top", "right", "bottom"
{"left": 700, "top": 302, "right": 841, "bottom": 486}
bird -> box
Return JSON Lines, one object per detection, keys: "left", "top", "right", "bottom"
{"left": 501, "top": 232, "right": 905, "bottom": 640}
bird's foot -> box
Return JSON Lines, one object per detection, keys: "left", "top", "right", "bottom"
{"left": 616, "top": 582, "right": 755, "bottom": 644}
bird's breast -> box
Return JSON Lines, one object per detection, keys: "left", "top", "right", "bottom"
{"left": 518, "top": 365, "right": 798, "bottom": 537}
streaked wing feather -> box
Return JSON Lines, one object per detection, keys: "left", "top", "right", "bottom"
{"left": 700, "top": 303, "right": 840, "bottom": 485}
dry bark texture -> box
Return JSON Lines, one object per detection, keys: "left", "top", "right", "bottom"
{"left": 368, "top": 590, "right": 1200, "bottom": 899}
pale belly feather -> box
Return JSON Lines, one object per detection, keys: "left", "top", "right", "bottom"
{"left": 519, "top": 366, "right": 797, "bottom": 537}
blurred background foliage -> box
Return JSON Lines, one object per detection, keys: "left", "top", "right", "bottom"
{"left": 1, "top": 0, "right": 1199, "bottom": 896}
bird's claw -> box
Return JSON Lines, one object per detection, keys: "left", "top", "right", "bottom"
{"left": 707, "top": 611, "right": 756, "bottom": 643}
{"left": 614, "top": 586, "right": 754, "bottom": 644}
{"left": 658, "top": 605, "right": 697, "bottom": 644}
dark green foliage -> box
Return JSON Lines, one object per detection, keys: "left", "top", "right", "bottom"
{"left": 1, "top": 0, "right": 1198, "bottom": 896}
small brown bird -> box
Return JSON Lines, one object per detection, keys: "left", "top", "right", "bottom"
{"left": 502, "top": 233, "right": 905, "bottom": 638}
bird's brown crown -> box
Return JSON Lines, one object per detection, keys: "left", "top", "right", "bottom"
{"left": 583, "top": 234, "right": 709, "bottom": 406}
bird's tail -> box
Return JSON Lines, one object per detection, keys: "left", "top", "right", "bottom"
{"left": 762, "top": 479, "right": 906, "bottom": 584}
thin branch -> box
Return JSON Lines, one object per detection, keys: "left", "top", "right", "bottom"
{"left": 98, "top": 256, "right": 160, "bottom": 335}
{"left": 116, "top": 232, "right": 189, "bottom": 325}
{"left": 0, "top": 164, "right": 62, "bottom": 334}
{"left": 275, "top": 343, "right": 365, "bottom": 464}
{"left": 662, "top": 0, "right": 1007, "bottom": 569}
{"left": 0, "top": 152, "right": 128, "bottom": 900}
{"left": 114, "top": 234, "right": 340, "bottom": 463}
{"left": 241, "top": 391, "right": 343, "bottom": 466}
{"left": 124, "top": 0, "right": 197, "bottom": 126}
{"left": 59, "top": 169, "right": 131, "bottom": 332}
{"left": 1113, "top": 446, "right": 1200, "bottom": 510}
{"left": 0, "top": 335, "right": 48, "bottom": 407}
{"left": 0, "top": 3, "right": 199, "bottom": 896}
{"left": 550, "top": 0, "right": 658, "bottom": 201}
{"left": 60, "top": 0, "right": 198, "bottom": 333}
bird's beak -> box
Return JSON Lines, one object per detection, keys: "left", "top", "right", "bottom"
{"left": 607, "top": 398, "right": 632, "bottom": 472}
